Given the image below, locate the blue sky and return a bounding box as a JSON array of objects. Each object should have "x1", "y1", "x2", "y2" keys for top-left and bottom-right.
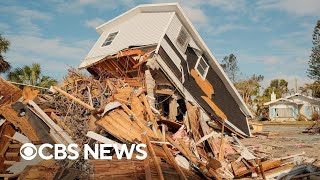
[{"x1": 0, "y1": 0, "x2": 319, "y2": 90}]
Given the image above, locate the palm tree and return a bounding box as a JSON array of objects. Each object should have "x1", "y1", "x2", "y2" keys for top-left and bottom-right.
[
  {"x1": 7, "y1": 63, "x2": 57, "y2": 87},
  {"x1": 0, "y1": 34, "x2": 11, "y2": 73}
]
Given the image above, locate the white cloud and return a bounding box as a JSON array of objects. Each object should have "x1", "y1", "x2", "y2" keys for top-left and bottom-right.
[
  {"x1": 264, "y1": 56, "x2": 281, "y2": 65},
  {"x1": 0, "y1": 6, "x2": 52, "y2": 34},
  {"x1": 207, "y1": 0, "x2": 246, "y2": 11},
  {"x1": 5, "y1": 34, "x2": 94, "y2": 79},
  {"x1": 55, "y1": 0, "x2": 136, "y2": 14},
  {"x1": 257, "y1": 0, "x2": 320, "y2": 16},
  {"x1": 211, "y1": 24, "x2": 248, "y2": 35},
  {"x1": 182, "y1": 6, "x2": 208, "y2": 24},
  {"x1": 85, "y1": 18, "x2": 105, "y2": 29}
]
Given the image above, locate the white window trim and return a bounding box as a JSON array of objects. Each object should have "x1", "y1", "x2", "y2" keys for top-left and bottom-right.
[
  {"x1": 101, "y1": 31, "x2": 119, "y2": 47},
  {"x1": 195, "y1": 56, "x2": 209, "y2": 80}
]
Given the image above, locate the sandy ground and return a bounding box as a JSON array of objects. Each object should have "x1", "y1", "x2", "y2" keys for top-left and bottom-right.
[{"x1": 240, "y1": 125, "x2": 320, "y2": 165}]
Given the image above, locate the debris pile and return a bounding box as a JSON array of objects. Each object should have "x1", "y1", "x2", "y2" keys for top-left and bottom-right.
[
  {"x1": 0, "y1": 48, "x2": 319, "y2": 179},
  {"x1": 303, "y1": 121, "x2": 320, "y2": 134}
]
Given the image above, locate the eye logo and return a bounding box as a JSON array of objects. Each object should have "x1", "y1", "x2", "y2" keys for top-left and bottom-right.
[{"x1": 20, "y1": 143, "x2": 37, "y2": 160}]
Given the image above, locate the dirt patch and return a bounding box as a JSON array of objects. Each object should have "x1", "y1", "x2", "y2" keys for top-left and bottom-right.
[{"x1": 241, "y1": 125, "x2": 320, "y2": 164}]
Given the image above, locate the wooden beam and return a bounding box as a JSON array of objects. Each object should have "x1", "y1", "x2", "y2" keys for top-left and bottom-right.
[
  {"x1": 141, "y1": 134, "x2": 152, "y2": 180},
  {"x1": 162, "y1": 143, "x2": 187, "y2": 180},
  {"x1": 121, "y1": 104, "x2": 155, "y2": 138},
  {"x1": 142, "y1": 134, "x2": 164, "y2": 180},
  {"x1": 51, "y1": 86, "x2": 95, "y2": 111},
  {"x1": 141, "y1": 94, "x2": 163, "y2": 139}
]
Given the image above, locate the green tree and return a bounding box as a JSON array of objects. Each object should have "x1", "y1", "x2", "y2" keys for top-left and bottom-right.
[
  {"x1": 235, "y1": 74, "x2": 264, "y2": 115},
  {"x1": 0, "y1": 34, "x2": 11, "y2": 73},
  {"x1": 301, "y1": 81, "x2": 320, "y2": 98},
  {"x1": 262, "y1": 79, "x2": 289, "y2": 99},
  {"x1": 7, "y1": 63, "x2": 57, "y2": 87},
  {"x1": 308, "y1": 20, "x2": 320, "y2": 80},
  {"x1": 220, "y1": 54, "x2": 239, "y2": 83}
]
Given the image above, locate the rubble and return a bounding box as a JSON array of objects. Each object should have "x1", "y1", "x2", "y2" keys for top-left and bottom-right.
[{"x1": 0, "y1": 48, "x2": 319, "y2": 179}]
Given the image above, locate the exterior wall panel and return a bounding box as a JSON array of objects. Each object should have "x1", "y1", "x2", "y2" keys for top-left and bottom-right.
[{"x1": 80, "y1": 12, "x2": 174, "y2": 68}]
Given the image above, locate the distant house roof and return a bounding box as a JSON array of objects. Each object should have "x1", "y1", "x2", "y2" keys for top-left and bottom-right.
[{"x1": 264, "y1": 93, "x2": 320, "y2": 106}]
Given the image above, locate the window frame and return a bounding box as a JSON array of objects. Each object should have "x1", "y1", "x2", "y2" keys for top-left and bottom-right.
[
  {"x1": 195, "y1": 56, "x2": 209, "y2": 80},
  {"x1": 176, "y1": 26, "x2": 190, "y2": 53},
  {"x1": 101, "y1": 31, "x2": 119, "y2": 47}
]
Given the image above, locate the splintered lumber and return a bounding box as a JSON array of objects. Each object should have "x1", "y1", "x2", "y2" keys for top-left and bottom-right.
[
  {"x1": 91, "y1": 159, "x2": 202, "y2": 180},
  {"x1": 86, "y1": 131, "x2": 118, "y2": 145},
  {"x1": 96, "y1": 113, "x2": 137, "y2": 142},
  {"x1": 28, "y1": 100, "x2": 75, "y2": 146},
  {"x1": 130, "y1": 96, "x2": 145, "y2": 120},
  {"x1": 50, "y1": 86, "x2": 95, "y2": 111},
  {"x1": 0, "y1": 104, "x2": 40, "y2": 143},
  {"x1": 185, "y1": 102, "x2": 207, "y2": 159},
  {"x1": 169, "y1": 96, "x2": 178, "y2": 120},
  {"x1": 22, "y1": 86, "x2": 39, "y2": 102},
  {"x1": 141, "y1": 94, "x2": 163, "y2": 139},
  {"x1": 219, "y1": 122, "x2": 225, "y2": 161},
  {"x1": 50, "y1": 112, "x2": 73, "y2": 135},
  {"x1": 261, "y1": 159, "x2": 283, "y2": 171},
  {"x1": 145, "y1": 70, "x2": 156, "y2": 107},
  {"x1": 156, "y1": 89, "x2": 174, "y2": 95},
  {"x1": 231, "y1": 161, "x2": 252, "y2": 177},
  {"x1": 162, "y1": 143, "x2": 187, "y2": 180},
  {"x1": 0, "y1": 124, "x2": 15, "y2": 156},
  {"x1": 141, "y1": 134, "x2": 152, "y2": 180},
  {"x1": 201, "y1": 96, "x2": 227, "y2": 120},
  {"x1": 191, "y1": 69, "x2": 214, "y2": 98},
  {"x1": 0, "y1": 78, "x2": 22, "y2": 106},
  {"x1": 113, "y1": 87, "x2": 133, "y2": 100},
  {"x1": 121, "y1": 103, "x2": 155, "y2": 138},
  {"x1": 264, "y1": 164, "x2": 295, "y2": 179},
  {"x1": 142, "y1": 134, "x2": 164, "y2": 180}
]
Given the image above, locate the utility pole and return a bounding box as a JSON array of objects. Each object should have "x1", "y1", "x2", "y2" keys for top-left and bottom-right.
[{"x1": 295, "y1": 78, "x2": 298, "y2": 93}]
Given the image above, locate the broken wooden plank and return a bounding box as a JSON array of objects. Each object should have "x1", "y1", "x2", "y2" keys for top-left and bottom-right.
[
  {"x1": 50, "y1": 86, "x2": 95, "y2": 111},
  {"x1": 201, "y1": 96, "x2": 227, "y2": 120},
  {"x1": 121, "y1": 103, "x2": 155, "y2": 138},
  {"x1": 86, "y1": 131, "x2": 121, "y2": 149},
  {"x1": 142, "y1": 134, "x2": 164, "y2": 180},
  {"x1": 141, "y1": 94, "x2": 163, "y2": 139},
  {"x1": 162, "y1": 143, "x2": 187, "y2": 180},
  {"x1": 28, "y1": 100, "x2": 76, "y2": 146},
  {"x1": 191, "y1": 69, "x2": 214, "y2": 98},
  {"x1": 0, "y1": 104, "x2": 40, "y2": 143},
  {"x1": 141, "y1": 134, "x2": 152, "y2": 180}
]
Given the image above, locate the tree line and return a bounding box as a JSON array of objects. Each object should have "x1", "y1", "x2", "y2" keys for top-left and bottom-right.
[
  {"x1": 221, "y1": 20, "x2": 320, "y2": 116},
  {"x1": 0, "y1": 34, "x2": 57, "y2": 88}
]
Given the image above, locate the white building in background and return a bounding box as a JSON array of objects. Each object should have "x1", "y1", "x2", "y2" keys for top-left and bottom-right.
[{"x1": 264, "y1": 92, "x2": 320, "y2": 121}]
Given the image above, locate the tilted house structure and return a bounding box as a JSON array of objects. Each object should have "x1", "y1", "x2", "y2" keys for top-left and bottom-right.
[{"x1": 79, "y1": 3, "x2": 253, "y2": 136}]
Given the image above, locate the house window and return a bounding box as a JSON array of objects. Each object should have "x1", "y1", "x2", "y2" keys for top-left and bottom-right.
[
  {"x1": 195, "y1": 56, "x2": 209, "y2": 79},
  {"x1": 176, "y1": 26, "x2": 190, "y2": 53},
  {"x1": 102, "y1": 31, "x2": 118, "y2": 47}
]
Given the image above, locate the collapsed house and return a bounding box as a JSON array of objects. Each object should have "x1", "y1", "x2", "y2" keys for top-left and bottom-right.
[
  {"x1": 80, "y1": 3, "x2": 253, "y2": 137},
  {"x1": 0, "y1": 3, "x2": 319, "y2": 180}
]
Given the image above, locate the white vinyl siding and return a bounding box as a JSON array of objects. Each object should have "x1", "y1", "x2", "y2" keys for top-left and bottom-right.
[
  {"x1": 80, "y1": 12, "x2": 174, "y2": 68},
  {"x1": 275, "y1": 108, "x2": 293, "y2": 118},
  {"x1": 166, "y1": 14, "x2": 187, "y2": 59}
]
